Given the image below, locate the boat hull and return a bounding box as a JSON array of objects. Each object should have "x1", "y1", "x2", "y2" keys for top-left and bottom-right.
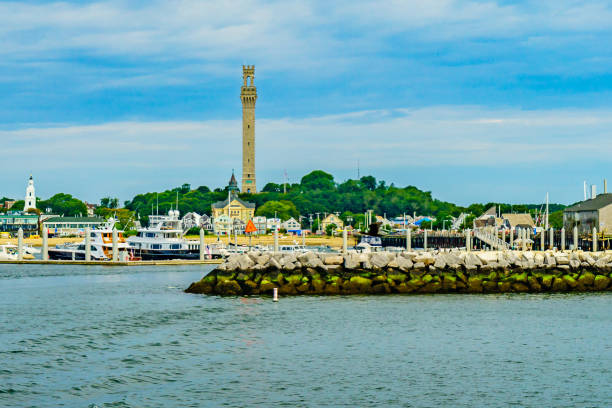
[
  {"x1": 130, "y1": 249, "x2": 201, "y2": 260},
  {"x1": 47, "y1": 250, "x2": 104, "y2": 261}
]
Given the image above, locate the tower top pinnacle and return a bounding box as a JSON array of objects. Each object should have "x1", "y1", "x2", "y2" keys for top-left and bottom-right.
[{"x1": 242, "y1": 65, "x2": 255, "y2": 87}]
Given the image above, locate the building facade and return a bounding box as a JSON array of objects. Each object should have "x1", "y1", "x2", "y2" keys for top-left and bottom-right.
[
  {"x1": 0, "y1": 212, "x2": 39, "y2": 236},
  {"x1": 321, "y1": 214, "x2": 344, "y2": 232},
  {"x1": 563, "y1": 194, "x2": 612, "y2": 235},
  {"x1": 282, "y1": 217, "x2": 302, "y2": 234},
  {"x1": 266, "y1": 217, "x2": 281, "y2": 232},
  {"x1": 211, "y1": 173, "x2": 256, "y2": 235},
  {"x1": 42, "y1": 216, "x2": 105, "y2": 237},
  {"x1": 252, "y1": 216, "x2": 267, "y2": 235},
  {"x1": 241, "y1": 65, "x2": 257, "y2": 193}
]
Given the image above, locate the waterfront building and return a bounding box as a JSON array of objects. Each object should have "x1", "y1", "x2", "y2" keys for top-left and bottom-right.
[
  {"x1": 182, "y1": 212, "x2": 213, "y2": 232},
  {"x1": 24, "y1": 175, "x2": 36, "y2": 211},
  {"x1": 85, "y1": 202, "x2": 98, "y2": 217},
  {"x1": 42, "y1": 216, "x2": 105, "y2": 237},
  {"x1": 232, "y1": 218, "x2": 246, "y2": 235},
  {"x1": 563, "y1": 193, "x2": 612, "y2": 235},
  {"x1": 211, "y1": 172, "x2": 256, "y2": 235},
  {"x1": 321, "y1": 213, "x2": 344, "y2": 231},
  {"x1": 266, "y1": 217, "x2": 281, "y2": 232},
  {"x1": 0, "y1": 212, "x2": 39, "y2": 237},
  {"x1": 474, "y1": 206, "x2": 497, "y2": 228},
  {"x1": 501, "y1": 213, "x2": 535, "y2": 230},
  {"x1": 241, "y1": 65, "x2": 257, "y2": 193},
  {"x1": 213, "y1": 214, "x2": 231, "y2": 236},
  {"x1": 3, "y1": 200, "x2": 16, "y2": 210},
  {"x1": 252, "y1": 216, "x2": 267, "y2": 235},
  {"x1": 282, "y1": 217, "x2": 302, "y2": 234}
]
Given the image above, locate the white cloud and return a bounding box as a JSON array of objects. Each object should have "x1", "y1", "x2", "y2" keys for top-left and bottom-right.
[
  {"x1": 1, "y1": 0, "x2": 610, "y2": 77},
  {"x1": 1, "y1": 105, "x2": 610, "y2": 202}
]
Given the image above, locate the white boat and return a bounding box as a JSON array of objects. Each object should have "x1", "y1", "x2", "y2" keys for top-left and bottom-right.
[
  {"x1": 24, "y1": 244, "x2": 40, "y2": 255},
  {"x1": 0, "y1": 244, "x2": 19, "y2": 260},
  {"x1": 48, "y1": 225, "x2": 131, "y2": 261},
  {"x1": 127, "y1": 210, "x2": 201, "y2": 260}
]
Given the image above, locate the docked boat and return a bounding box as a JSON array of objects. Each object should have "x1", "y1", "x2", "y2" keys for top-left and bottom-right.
[
  {"x1": 0, "y1": 244, "x2": 19, "y2": 260},
  {"x1": 127, "y1": 210, "x2": 201, "y2": 260},
  {"x1": 48, "y1": 225, "x2": 131, "y2": 261}
]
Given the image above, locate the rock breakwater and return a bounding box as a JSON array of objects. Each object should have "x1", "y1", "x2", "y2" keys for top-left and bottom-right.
[{"x1": 185, "y1": 250, "x2": 612, "y2": 296}]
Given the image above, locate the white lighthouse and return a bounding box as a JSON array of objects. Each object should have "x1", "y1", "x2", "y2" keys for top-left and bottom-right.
[{"x1": 24, "y1": 175, "x2": 36, "y2": 211}]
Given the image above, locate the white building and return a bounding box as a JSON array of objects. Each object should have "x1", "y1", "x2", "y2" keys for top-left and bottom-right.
[
  {"x1": 282, "y1": 217, "x2": 301, "y2": 233},
  {"x1": 252, "y1": 216, "x2": 267, "y2": 235},
  {"x1": 24, "y1": 175, "x2": 36, "y2": 211},
  {"x1": 267, "y1": 217, "x2": 281, "y2": 232}
]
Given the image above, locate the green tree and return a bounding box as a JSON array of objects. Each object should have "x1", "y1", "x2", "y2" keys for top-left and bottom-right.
[
  {"x1": 38, "y1": 194, "x2": 87, "y2": 216},
  {"x1": 100, "y1": 197, "x2": 119, "y2": 209},
  {"x1": 360, "y1": 175, "x2": 377, "y2": 191},
  {"x1": 300, "y1": 170, "x2": 335, "y2": 191},
  {"x1": 256, "y1": 200, "x2": 299, "y2": 221},
  {"x1": 262, "y1": 183, "x2": 282, "y2": 193},
  {"x1": 10, "y1": 200, "x2": 25, "y2": 211},
  {"x1": 325, "y1": 223, "x2": 337, "y2": 236},
  {"x1": 95, "y1": 207, "x2": 136, "y2": 230}
]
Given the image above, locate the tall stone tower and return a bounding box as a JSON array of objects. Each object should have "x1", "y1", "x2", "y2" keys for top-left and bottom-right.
[
  {"x1": 240, "y1": 65, "x2": 257, "y2": 193},
  {"x1": 24, "y1": 175, "x2": 36, "y2": 211}
]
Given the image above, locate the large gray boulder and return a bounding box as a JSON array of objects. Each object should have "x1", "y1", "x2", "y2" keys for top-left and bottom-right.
[
  {"x1": 370, "y1": 253, "x2": 389, "y2": 269},
  {"x1": 396, "y1": 256, "x2": 413, "y2": 272},
  {"x1": 236, "y1": 254, "x2": 254, "y2": 270}
]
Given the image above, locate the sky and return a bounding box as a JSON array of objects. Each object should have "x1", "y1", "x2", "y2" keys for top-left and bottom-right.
[{"x1": 1, "y1": 0, "x2": 611, "y2": 206}]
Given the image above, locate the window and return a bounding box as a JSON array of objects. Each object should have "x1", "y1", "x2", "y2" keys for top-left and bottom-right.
[
  {"x1": 151, "y1": 244, "x2": 161, "y2": 250},
  {"x1": 170, "y1": 244, "x2": 181, "y2": 250}
]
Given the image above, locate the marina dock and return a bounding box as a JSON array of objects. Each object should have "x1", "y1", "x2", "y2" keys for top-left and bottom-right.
[{"x1": 0, "y1": 259, "x2": 222, "y2": 266}]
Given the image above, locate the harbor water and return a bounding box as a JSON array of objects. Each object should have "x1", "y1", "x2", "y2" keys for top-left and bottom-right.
[{"x1": 2, "y1": 264, "x2": 612, "y2": 407}]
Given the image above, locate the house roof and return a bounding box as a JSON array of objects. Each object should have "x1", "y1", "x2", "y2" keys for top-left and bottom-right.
[
  {"x1": 564, "y1": 194, "x2": 612, "y2": 212},
  {"x1": 211, "y1": 196, "x2": 256, "y2": 209},
  {"x1": 43, "y1": 216, "x2": 105, "y2": 223},
  {"x1": 502, "y1": 213, "x2": 535, "y2": 227}
]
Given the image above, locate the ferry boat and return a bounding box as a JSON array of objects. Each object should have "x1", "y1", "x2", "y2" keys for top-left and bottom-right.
[
  {"x1": 48, "y1": 226, "x2": 131, "y2": 260},
  {"x1": 127, "y1": 210, "x2": 201, "y2": 260}
]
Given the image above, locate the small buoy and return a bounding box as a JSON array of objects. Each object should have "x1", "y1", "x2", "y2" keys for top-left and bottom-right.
[{"x1": 272, "y1": 287, "x2": 279, "y2": 302}]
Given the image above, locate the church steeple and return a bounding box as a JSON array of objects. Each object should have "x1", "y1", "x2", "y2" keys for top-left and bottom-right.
[{"x1": 228, "y1": 169, "x2": 239, "y2": 193}]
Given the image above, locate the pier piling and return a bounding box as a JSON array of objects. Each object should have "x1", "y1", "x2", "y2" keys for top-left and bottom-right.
[
  {"x1": 274, "y1": 229, "x2": 279, "y2": 253},
  {"x1": 561, "y1": 228, "x2": 566, "y2": 251},
  {"x1": 593, "y1": 228, "x2": 598, "y2": 252},
  {"x1": 342, "y1": 229, "x2": 348, "y2": 254},
  {"x1": 573, "y1": 226, "x2": 578, "y2": 250},
  {"x1": 42, "y1": 227, "x2": 48, "y2": 261},
  {"x1": 424, "y1": 229, "x2": 428, "y2": 251},
  {"x1": 549, "y1": 227, "x2": 554, "y2": 250},
  {"x1": 17, "y1": 228, "x2": 23, "y2": 261},
  {"x1": 540, "y1": 229, "x2": 545, "y2": 251},
  {"x1": 199, "y1": 228, "x2": 205, "y2": 261},
  {"x1": 406, "y1": 229, "x2": 411, "y2": 251},
  {"x1": 85, "y1": 227, "x2": 91, "y2": 261}
]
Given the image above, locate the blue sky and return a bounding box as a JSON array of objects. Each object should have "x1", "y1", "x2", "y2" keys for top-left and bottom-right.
[{"x1": 1, "y1": 0, "x2": 611, "y2": 206}]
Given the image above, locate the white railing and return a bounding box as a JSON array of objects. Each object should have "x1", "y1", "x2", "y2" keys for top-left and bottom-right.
[{"x1": 474, "y1": 229, "x2": 510, "y2": 250}]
